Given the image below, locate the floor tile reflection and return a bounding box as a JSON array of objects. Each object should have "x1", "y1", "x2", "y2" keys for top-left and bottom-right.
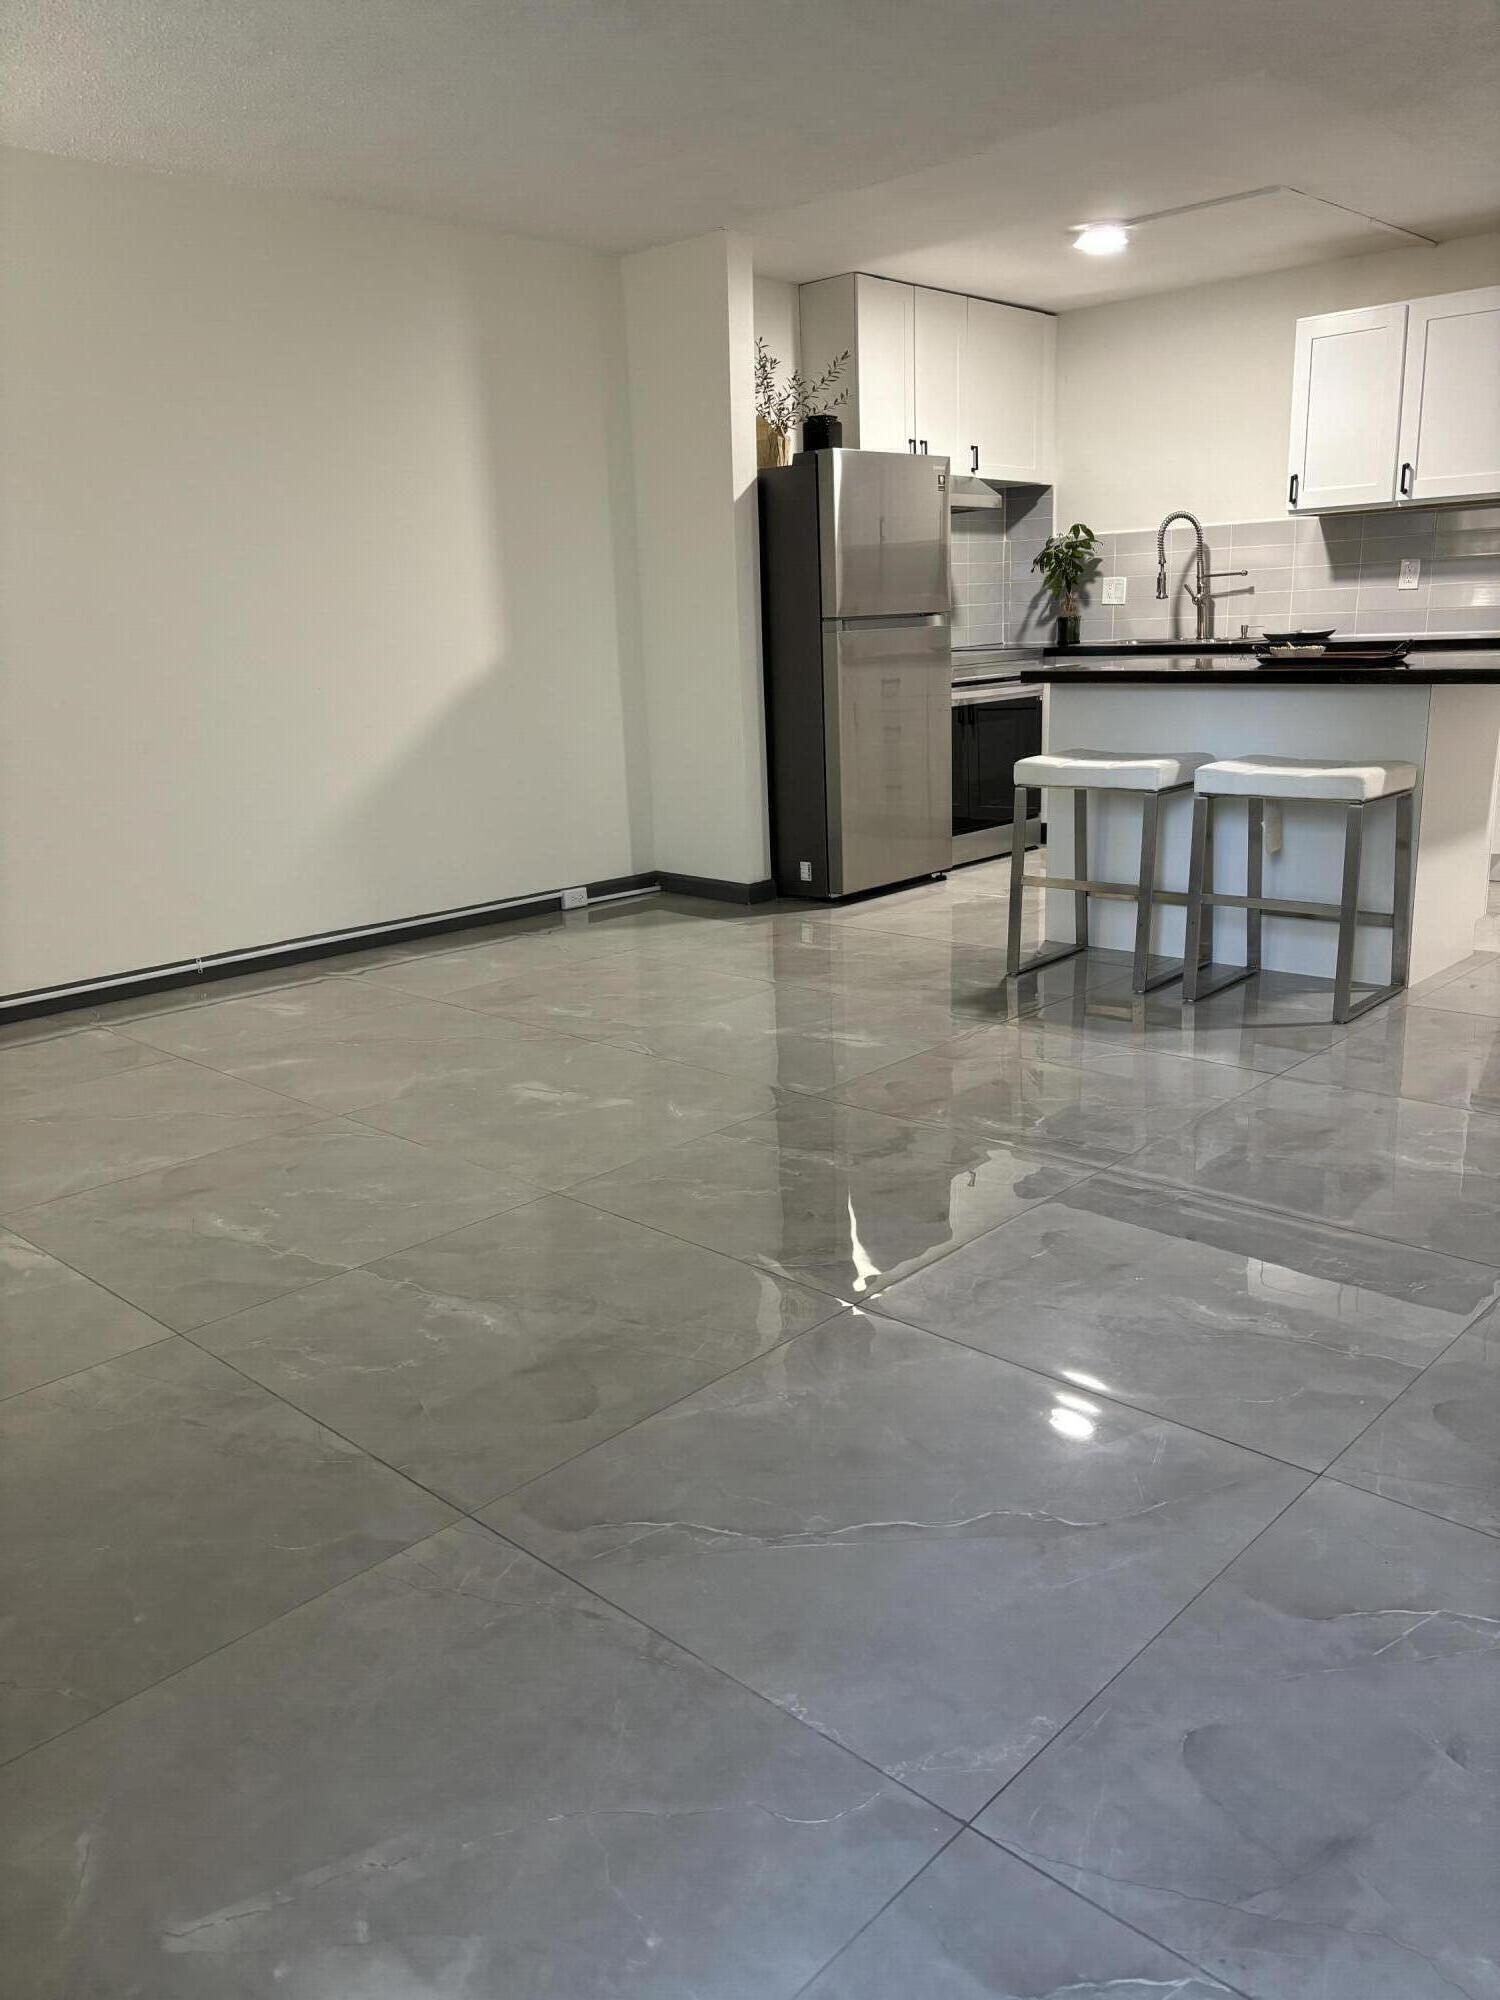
[
  {"x1": 488, "y1": 1311, "x2": 1306, "y2": 1816},
  {"x1": 4, "y1": 872, "x2": 1493, "y2": 1997},
  {"x1": 880, "y1": 1173, "x2": 1497, "y2": 1468},
  {"x1": 570, "y1": 1095, "x2": 1090, "y2": 1297},
  {"x1": 1129, "y1": 1076, "x2": 1500, "y2": 1265}
]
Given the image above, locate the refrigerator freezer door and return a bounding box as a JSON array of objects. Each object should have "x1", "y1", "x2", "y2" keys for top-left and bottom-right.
[
  {"x1": 818, "y1": 451, "x2": 950, "y2": 619},
  {"x1": 824, "y1": 620, "x2": 953, "y2": 895}
]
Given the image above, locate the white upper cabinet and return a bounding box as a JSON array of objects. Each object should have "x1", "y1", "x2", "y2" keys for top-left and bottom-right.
[
  {"x1": 912, "y1": 287, "x2": 965, "y2": 463},
  {"x1": 799, "y1": 272, "x2": 914, "y2": 452},
  {"x1": 1397, "y1": 287, "x2": 1500, "y2": 503},
  {"x1": 798, "y1": 273, "x2": 1056, "y2": 482},
  {"x1": 1287, "y1": 304, "x2": 1407, "y2": 511},
  {"x1": 848, "y1": 275, "x2": 915, "y2": 453},
  {"x1": 1287, "y1": 286, "x2": 1500, "y2": 511},
  {"x1": 961, "y1": 296, "x2": 1056, "y2": 483}
]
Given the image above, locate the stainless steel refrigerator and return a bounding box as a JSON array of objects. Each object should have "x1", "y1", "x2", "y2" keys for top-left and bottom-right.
[{"x1": 758, "y1": 449, "x2": 952, "y2": 898}]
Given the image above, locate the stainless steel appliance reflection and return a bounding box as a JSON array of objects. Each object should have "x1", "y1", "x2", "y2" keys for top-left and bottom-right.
[
  {"x1": 759, "y1": 450, "x2": 954, "y2": 898},
  {"x1": 950, "y1": 667, "x2": 1044, "y2": 864}
]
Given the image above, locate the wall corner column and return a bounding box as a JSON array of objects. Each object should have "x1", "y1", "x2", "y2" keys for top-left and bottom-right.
[{"x1": 621, "y1": 230, "x2": 770, "y2": 890}]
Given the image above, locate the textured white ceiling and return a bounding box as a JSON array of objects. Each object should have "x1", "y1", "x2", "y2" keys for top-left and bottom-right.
[{"x1": 7, "y1": 0, "x2": 1499, "y2": 303}]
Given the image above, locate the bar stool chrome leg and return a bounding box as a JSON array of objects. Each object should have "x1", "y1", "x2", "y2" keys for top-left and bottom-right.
[
  {"x1": 1181, "y1": 795, "x2": 1212, "y2": 1002},
  {"x1": 1332, "y1": 802, "x2": 1364, "y2": 1025},
  {"x1": 1183, "y1": 795, "x2": 1262, "y2": 1007},
  {"x1": 1008, "y1": 777, "x2": 1198, "y2": 989},
  {"x1": 1130, "y1": 790, "x2": 1184, "y2": 994},
  {"x1": 1245, "y1": 798, "x2": 1264, "y2": 976},
  {"x1": 1182, "y1": 779, "x2": 1416, "y2": 1024},
  {"x1": 1391, "y1": 790, "x2": 1415, "y2": 991},
  {"x1": 1330, "y1": 787, "x2": 1416, "y2": 1023},
  {"x1": 1006, "y1": 785, "x2": 1090, "y2": 980},
  {"x1": 1072, "y1": 791, "x2": 1090, "y2": 955}
]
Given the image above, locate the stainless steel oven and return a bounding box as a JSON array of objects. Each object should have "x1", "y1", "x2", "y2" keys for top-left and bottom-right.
[{"x1": 951, "y1": 678, "x2": 1044, "y2": 864}]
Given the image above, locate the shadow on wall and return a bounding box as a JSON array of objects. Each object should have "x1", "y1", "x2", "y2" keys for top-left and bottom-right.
[
  {"x1": 314, "y1": 241, "x2": 653, "y2": 931},
  {"x1": 1002, "y1": 485, "x2": 1057, "y2": 646}
]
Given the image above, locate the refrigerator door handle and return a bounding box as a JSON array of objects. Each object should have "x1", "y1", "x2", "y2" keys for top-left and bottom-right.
[{"x1": 827, "y1": 613, "x2": 947, "y2": 632}]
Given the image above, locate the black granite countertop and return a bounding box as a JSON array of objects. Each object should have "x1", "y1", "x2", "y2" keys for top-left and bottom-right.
[
  {"x1": 1030, "y1": 647, "x2": 1500, "y2": 686},
  {"x1": 1044, "y1": 633, "x2": 1500, "y2": 657}
]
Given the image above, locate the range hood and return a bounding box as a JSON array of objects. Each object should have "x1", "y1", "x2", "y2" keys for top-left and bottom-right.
[{"x1": 948, "y1": 473, "x2": 1004, "y2": 512}]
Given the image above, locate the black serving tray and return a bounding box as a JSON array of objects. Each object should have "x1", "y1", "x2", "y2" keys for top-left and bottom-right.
[{"x1": 1255, "y1": 641, "x2": 1410, "y2": 668}]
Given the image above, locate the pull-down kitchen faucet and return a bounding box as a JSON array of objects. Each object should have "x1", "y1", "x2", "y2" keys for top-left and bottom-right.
[{"x1": 1156, "y1": 510, "x2": 1247, "y2": 642}]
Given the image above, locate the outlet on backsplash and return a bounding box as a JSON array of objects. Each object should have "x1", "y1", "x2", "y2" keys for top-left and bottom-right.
[
  {"x1": 1101, "y1": 576, "x2": 1127, "y2": 605},
  {"x1": 1399, "y1": 558, "x2": 1421, "y2": 589}
]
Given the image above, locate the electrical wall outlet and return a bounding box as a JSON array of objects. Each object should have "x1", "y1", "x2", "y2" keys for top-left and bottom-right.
[
  {"x1": 1101, "y1": 575, "x2": 1127, "y2": 605},
  {"x1": 560, "y1": 887, "x2": 588, "y2": 910},
  {"x1": 1398, "y1": 558, "x2": 1421, "y2": 590},
  {"x1": 798, "y1": 861, "x2": 813, "y2": 883}
]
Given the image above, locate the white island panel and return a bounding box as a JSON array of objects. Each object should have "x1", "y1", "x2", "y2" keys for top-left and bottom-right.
[{"x1": 1041, "y1": 680, "x2": 1500, "y2": 987}]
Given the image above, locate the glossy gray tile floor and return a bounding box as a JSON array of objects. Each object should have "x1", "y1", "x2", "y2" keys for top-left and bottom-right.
[{"x1": 3, "y1": 862, "x2": 1499, "y2": 1997}]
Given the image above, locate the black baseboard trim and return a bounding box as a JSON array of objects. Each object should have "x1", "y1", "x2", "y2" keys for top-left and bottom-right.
[
  {"x1": 2, "y1": 871, "x2": 661, "y2": 1026},
  {"x1": 656, "y1": 873, "x2": 778, "y2": 905}
]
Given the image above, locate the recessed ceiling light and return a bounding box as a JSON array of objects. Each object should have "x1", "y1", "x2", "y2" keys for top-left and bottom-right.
[{"x1": 1073, "y1": 223, "x2": 1130, "y2": 256}]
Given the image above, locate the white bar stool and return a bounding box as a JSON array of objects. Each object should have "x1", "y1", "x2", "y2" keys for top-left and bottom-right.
[
  {"x1": 1007, "y1": 749, "x2": 1215, "y2": 992},
  {"x1": 1182, "y1": 754, "x2": 1418, "y2": 1025}
]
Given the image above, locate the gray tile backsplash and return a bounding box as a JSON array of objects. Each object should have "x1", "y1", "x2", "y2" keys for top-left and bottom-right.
[
  {"x1": 949, "y1": 484, "x2": 1057, "y2": 648},
  {"x1": 949, "y1": 506, "x2": 1007, "y2": 647},
  {"x1": 1071, "y1": 500, "x2": 1500, "y2": 643}
]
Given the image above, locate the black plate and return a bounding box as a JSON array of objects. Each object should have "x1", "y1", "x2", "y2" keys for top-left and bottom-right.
[{"x1": 1261, "y1": 627, "x2": 1336, "y2": 644}]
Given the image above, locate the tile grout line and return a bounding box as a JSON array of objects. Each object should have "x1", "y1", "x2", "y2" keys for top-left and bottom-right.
[
  {"x1": 792, "y1": 1827, "x2": 1255, "y2": 2000},
  {"x1": 1114, "y1": 1138, "x2": 1500, "y2": 1277},
  {"x1": 866, "y1": 1293, "x2": 1404, "y2": 1482},
  {"x1": 199, "y1": 1264, "x2": 1486, "y2": 1830},
  {"x1": 0, "y1": 1328, "x2": 179, "y2": 1407},
  {"x1": 20, "y1": 999, "x2": 1491, "y2": 1450},
  {"x1": 2, "y1": 1339, "x2": 973, "y2": 1860},
  {"x1": 20, "y1": 1223, "x2": 1458, "y2": 1875},
  {"x1": 962, "y1": 1467, "x2": 1317, "y2": 1825},
  {"x1": 1313, "y1": 1287, "x2": 1500, "y2": 1540},
  {"x1": 8, "y1": 911, "x2": 1498, "y2": 1845},
  {"x1": 0, "y1": 1492, "x2": 467, "y2": 1779},
  {"x1": 783, "y1": 1827, "x2": 970, "y2": 2000}
]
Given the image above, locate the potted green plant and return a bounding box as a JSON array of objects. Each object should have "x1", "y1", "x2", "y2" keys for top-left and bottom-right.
[
  {"x1": 1032, "y1": 524, "x2": 1100, "y2": 647},
  {"x1": 754, "y1": 338, "x2": 850, "y2": 467}
]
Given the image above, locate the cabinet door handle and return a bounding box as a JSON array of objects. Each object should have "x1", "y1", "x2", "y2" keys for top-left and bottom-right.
[
  {"x1": 908, "y1": 437, "x2": 917, "y2": 454},
  {"x1": 919, "y1": 439, "x2": 928, "y2": 454},
  {"x1": 1288, "y1": 473, "x2": 1299, "y2": 507},
  {"x1": 1400, "y1": 461, "x2": 1415, "y2": 497},
  {"x1": 970, "y1": 444, "x2": 979, "y2": 473}
]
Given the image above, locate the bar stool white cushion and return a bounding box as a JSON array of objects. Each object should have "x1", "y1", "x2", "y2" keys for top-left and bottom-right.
[
  {"x1": 1194, "y1": 755, "x2": 1418, "y2": 802},
  {"x1": 1013, "y1": 748, "x2": 1214, "y2": 792}
]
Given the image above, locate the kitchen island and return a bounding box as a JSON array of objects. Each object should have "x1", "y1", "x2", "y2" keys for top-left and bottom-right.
[{"x1": 1027, "y1": 650, "x2": 1500, "y2": 987}]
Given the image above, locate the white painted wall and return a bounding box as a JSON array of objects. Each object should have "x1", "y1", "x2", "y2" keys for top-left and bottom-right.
[
  {"x1": 0, "y1": 148, "x2": 650, "y2": 996},
  {"x1": 1056, "y1": 230, "x2": 1500, "y2": 529},
  {"x1": 753, "y1": 276, "x2": 802, "y2": 379},
  {"x1": 623, "y1": 232, "x2": 770, "y2": 885}
]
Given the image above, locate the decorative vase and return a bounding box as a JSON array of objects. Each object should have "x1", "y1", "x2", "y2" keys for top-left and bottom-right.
[
  {"x1": 802, "y1": 414, "x2": 843, "y2": 451},
  {"x1": 1056, "y1": 611, "x2": 1082, "y2": 648},
  {"x1": 757, "y1": 420, "x2": 791, "y2": 469}
]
